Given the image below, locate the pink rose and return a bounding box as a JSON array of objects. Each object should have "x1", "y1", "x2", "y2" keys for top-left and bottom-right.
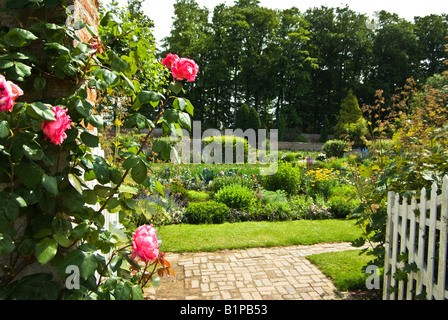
[
  {"x1": 0, "y1": 74, "x2": 24, "y2": 112},
  {"x1": 161, "y1": 53, "x2": 180, "y2": 69},
  {"x1": 41, "y1": 106, "x2": 71, "y2": 145},
  {"x1": 131, "y1": 224, "x2": 159, "y2": 263},
  {"x1": 171, "y1": 58, "x2": 199, "y2": 82}
]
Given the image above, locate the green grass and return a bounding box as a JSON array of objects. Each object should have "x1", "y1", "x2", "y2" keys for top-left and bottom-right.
[
  {"x1": 307, "y1": 249, "x2": 382, "y2": 291},
  {"x1": 158, "y1": 219, "x2": 362, "y2": 253}
]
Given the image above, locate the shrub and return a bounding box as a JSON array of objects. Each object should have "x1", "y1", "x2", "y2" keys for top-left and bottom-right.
[
  {"x1": 203, "y1": 135, "x2": 249, "y2": 163},
  {"x1": 183, "y1": 201, "x2": 230, "y2": 224},
  {"x1": 251, "y1": 201, "x2": 293, "y2": 221},
  {"x1": 296, "y1": 134, "x2": 309, "y2": 142},
  {"x1": 209, "y1": 174, "x2": 256, "y2": 194},
  {"x1": 322, "y1": 139, "x2": 349, "y2": 158},
  {"x1": 186, "y1": 190, "x2": 210, "y2": 202},
  {"x1": 328, "y1": 184, "x2": 360, "y2": 218},
  {"x1": 257, "y1": 188, "x2": 289, "y2": 205},
  {"x1": 328, "y1": 195, "x2": 359, "y2": 219},
  {"x1": 261, "y1": 161, "x2": 301, "y2": 196},
  {"x1": 214, "y1": 184, "x2": 253, "y2": 209},
  {"x1": 282, "y1": 152, "x2": 297, "y2": 162}
]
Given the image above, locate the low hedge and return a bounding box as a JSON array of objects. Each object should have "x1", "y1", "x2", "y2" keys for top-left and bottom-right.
[{"x1": 183, "y1": 200, "x2": 230, "y2": 224}]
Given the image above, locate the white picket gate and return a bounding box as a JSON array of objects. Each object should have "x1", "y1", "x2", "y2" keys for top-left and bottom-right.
[{"x1": 383, "y1": 175, "x2": 448, "y2": 300}]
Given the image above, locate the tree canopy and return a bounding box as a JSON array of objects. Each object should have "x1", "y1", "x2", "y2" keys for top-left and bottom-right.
[{"x1": 159, "y1": 1, "x2": 447, "y2": 140}]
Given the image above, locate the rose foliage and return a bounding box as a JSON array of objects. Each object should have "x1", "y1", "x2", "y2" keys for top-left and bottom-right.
[{"x1": 0, "y1": 1, "x2": 195, "y2": 300}]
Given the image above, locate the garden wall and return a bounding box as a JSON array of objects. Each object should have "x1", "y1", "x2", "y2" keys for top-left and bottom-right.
[{"x1": 278, "y1": 142, "x2": 324, "y2": 151}]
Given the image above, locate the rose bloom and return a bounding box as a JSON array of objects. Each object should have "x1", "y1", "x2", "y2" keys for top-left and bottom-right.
[
  {"x1": 161, "y1": 53, "x2": 180, "y2": 69},
  {"x1": 41, "y1": 106, "x2": 71, "y2": 145},
  {"x1": 171, "y1": 58, "x2": 199, "y2": 82},
  {"x1": 0, "y1": 74, "x2": 23, "y2": 112},
  {"x1": 131, "y1": 224, "x2": 160, "y2": 263}
]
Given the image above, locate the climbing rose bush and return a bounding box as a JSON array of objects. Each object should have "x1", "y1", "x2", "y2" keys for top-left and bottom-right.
[
  {"x1": 132, "y1": 224, "x2": 160, "y2": 263},
  {"x1": 0, "y1": 5, "x2": 194, "y2": 300},
  {"x1": 0, "y1": 74, "x2": 23, "y2": 112},
  {"x1": 41, "y1": 106, "x2": 72, "y2": 145}
]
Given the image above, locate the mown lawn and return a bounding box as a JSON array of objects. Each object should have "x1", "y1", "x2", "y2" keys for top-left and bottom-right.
[
  {"x1": 307, "y1": 249, "x2": 382, "y2": 299},
  {"x1": 157, "y1": 219, "x2": 362, "y2": 253}
]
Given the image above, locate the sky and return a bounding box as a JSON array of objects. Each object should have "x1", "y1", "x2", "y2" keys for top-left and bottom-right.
[{"x1": 110, "y1": 0, "x2": 448, "y2": 46}]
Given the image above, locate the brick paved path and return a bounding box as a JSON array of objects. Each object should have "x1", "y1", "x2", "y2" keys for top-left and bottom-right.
[{"x1": 147, "y1": 242, "x2": 363, "y2": 300}]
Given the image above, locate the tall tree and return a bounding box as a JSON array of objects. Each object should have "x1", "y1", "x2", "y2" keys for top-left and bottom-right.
[
  {"x1": 367, "y1": 11, "x2": 419, "y2": 100},
  {"x1": 414, "y1": 14, "x2": 448, "y2": 79}
]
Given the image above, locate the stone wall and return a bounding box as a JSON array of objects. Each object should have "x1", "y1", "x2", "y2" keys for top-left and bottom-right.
[{"x1": 278, "y1": 142, "x2": 324, "y2": 152}]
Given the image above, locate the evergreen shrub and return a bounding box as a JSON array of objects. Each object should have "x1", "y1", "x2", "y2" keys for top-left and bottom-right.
[
  {"x1": 183, "y1": 201, "x2": 230, "y2": 224},
  {"x1": 261, "y1": 161, "x2": 301, "y2": 196}
]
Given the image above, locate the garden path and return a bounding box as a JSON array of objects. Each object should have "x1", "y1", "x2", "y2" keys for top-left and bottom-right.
[{"x1": 145, "y1": 242, "x2": 367, "y2": 300}]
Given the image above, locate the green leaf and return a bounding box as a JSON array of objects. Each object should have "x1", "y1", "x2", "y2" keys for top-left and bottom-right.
[
  {"x1": 111, "y1": 57, "x2": 129, "y2": 72},
  {"x1": 52, "y1": 217, "x2": 72, "y2": 236},
  {"x1": 4, "y1": 28, "x2": 37, "y2": 47},
  {"x1": 114, "y1": 281, "x2": 132, "y2": 300},
  {"x1": 71, "y1": 223, "x2": 90, "y2": 239},
  {"x1": 173, "y1": 97, "x2": 187, "y2": 111},
  {"x1": 139, "y1": 91, "x2": 164, "y2": 104},
  {"x1": 178, "y1": 112, "x2": 191, "y2": 131},
  {"x1": 53, "y1": 233, "x2": 70, "y2": 248},
  {"x1": 5, "y1": 201, "x2": 19, "y2": 221},
  {"x1": 11, "y1": 194, "x2": 27, "y2": 207},
  {"x1": 101, "y1": 69, "x2": 120, "y2": 86},
  {"x1": 185, "y1": 99, "x2": 194, "y2": 116},
  {"x1": 164, "y1": 109, "x2": 179, "y2": 123},
  {"x1": 42, "y1": 174, "x2": 58, "y2": 196},
  {"x1": 131, "y1": 160, "x2": 147, "y2": 184},
  {"x1": 100, "y1": 11, "x2": 122, "y2": 27},
  {"x1": 18, "y1": 239, "x2": 34, "y2": 256},
  {"x1": 35, "y1": 237, "x2": 58, "y2": 265},
  {"x1": 169, "y1": 82, "x2": 183, "y2": 95},
  {"x1": 80, "y1": 131, "x2": 99, "y2": 147},
  {"x1": 44, "y1": 42, "x2": 70, "y2": 53},
  {"x1": 118, "y1": 185, "x2": 139, "y2": 195},
  {"x1": 125, "y1": 113, "x2": 153, "y2": 130},
  {"x1": 80, "y1": 253, "x2": 98, "y2": 280},
  {"x1": 23, "y1": 144, "x2": 44, "y2": 161},
  {"x1": 27, "y1": 102, "x2": 56, "y2": 121},
  {"x1": 0, "y1": 233, "x2": 14, "y2": 254},
  {"x1": 93, "y1": 158, "x2": 110, "y2": 184},
  {"x1": 88, "y1": 114, "x2": 104, "y2": 128},
  {"x1": 0, "y1": 60, "x2": 14, "y2": 70},
  {"x1": 94, "y1": 185, "x2": 115, "y2": 198},
  {"x1": 13, "y1": 62, "x2": 32, "y2": 77},
  {"x1": 0, "y1": 121, "x2": 10, "y2": 139},
  {"x1": 155, "y1": 180, "x2": 164, "y2": 195},
  {"x1": 123, "y1": 155, "x2": 139, "y2": 170},
  {"x1": 131, "y1": 285, "x2": 144, "y2": 300},
  {"x1": 120, "y1": 73, "x2": 135, "y2": 92},
  {"x1": 74, "y1": 100, "x2": 93, "y2": 118},
  {"x1": 110, "y1": 255, "x2": 123, "y2": 272}
]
